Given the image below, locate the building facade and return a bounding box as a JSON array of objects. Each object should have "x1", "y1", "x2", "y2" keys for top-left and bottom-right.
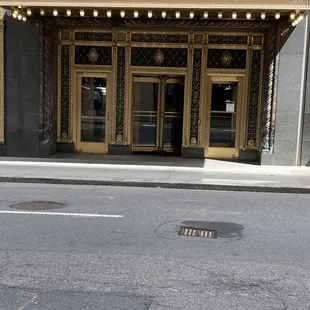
[{"x1": 0, "y1": 1, "x2": 310, "y2": 165}]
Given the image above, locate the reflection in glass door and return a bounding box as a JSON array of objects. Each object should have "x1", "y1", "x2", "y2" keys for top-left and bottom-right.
[
  {"x1": 132, "y1": 79, "x2": 159, "y2": 148},
  {"x1": 76, "y1": 74, "x2": 108, "y2": 153},
  {"x1": 209, "y1": 82, "x2": 238, "y2": 147},
  {"x1": 132, "y1": 76, "x2": 184, "y2": 153},
  {"x1": 205, "y1": 76, "x2": 242, "y2": 159}
]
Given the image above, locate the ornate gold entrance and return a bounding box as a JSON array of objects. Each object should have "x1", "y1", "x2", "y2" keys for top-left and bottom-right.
[
  {"x1": 203, "y1": 33, "x2": 264, "y2": 159},
  {"x1": 55, "y1": 21, "x2": 266, "y2": 159}
]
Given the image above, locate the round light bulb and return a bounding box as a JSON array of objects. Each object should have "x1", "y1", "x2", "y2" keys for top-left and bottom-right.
[
  {"x1": 232, "y1": 11, "x2": 237, "y2": 19},
  {"x1": 40, "y1": 9, "x2": 45, "y2": 16},
  {"x1": 66, "y1": 9, "x2": 71, "y2": 16},
  {"x1": 22, "y1": 16, "x2": 27, "y2": 22},
  {"x1": 261, "y1": 12, "x2": 266, "y2": 20},
  {"x1": 93, "y1": 10, "x2": 98, "y2": 17},
  {"x1": 218, "y1": 11, "x2": 223, "y2": 19},
  {"x1": 189, "y1": 11, "x2": 194, "y2": 19},
  {"x1": 148, "y1": 10, "x2": 152, "y2": 18},
  {"x1": 175, "y1": 11, "x2": 180, "y2": 19},
  {"x1": 27, "y1": 9, "x2": 32, "y2": 16},
  {"x1": 162, "y1": 10, "x2": 166, "y2": 18},
  {"x1": 290, "y1": 12, "x2": 296, "y2": 21},
  {"x1": 275, "y1": 12, "x2": 280, "y2": 19},
  {"x1": 246, "y1": 12, "x2": 251, "y2": 19},
  {"x1": 120, "y1": 10, "x2": 125, "y2": 18},
  {"x1": 18, "y1": 14, "x2": 22, "y2": 20},
  {"x1": 134, "y1": 10, "x2": 139, "y2": 18},
  {"x1": 107, "y1": 10, "x2": 112, "y2": 17},
  {"x1": 53, "y1": 9, "x2": 58, "y2": 17},
  {"x1": 299, "y1": 13, "x2": 304, "y2": 21},
  {"x1": 80, "y1": 9, "x2": 85, "y2": 17},
  {"x1": 203, "y1": 11, "x2": 208, "y2": 19},
  {"x1": 12, "y1": 12, "x2": 17, "y2": 18}
]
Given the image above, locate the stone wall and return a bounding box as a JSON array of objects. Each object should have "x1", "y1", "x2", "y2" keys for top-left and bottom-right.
[
  {"x1": 261, "y1": 19, "x2": 308, "y2": 166},
  {"x1": 3, "y1": 15, "x2": 56, "y2": 157}
]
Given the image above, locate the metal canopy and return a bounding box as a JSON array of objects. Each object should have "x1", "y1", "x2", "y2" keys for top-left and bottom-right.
[{"x1": 0, "y1": 0, "x2": 309, "y2": 10}]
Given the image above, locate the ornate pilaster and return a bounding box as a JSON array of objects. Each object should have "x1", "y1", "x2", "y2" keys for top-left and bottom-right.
[
  {"x1": 198, "y1": 44, "x2": 207, "y2": 147},
  {"x1": 246, "y1": 49, "x2": 263, "y2": 149},
  {"x1": 0, "y1": 9, "x2": 4, "y2": 142},
  {"x1": 123, "y1": 33, "x2": 131, "y2": 145},
  {"x1": 111, "y1": 40, "x2": 117, "y2": 144},
  {"x1": 115, "y1": 46, "x2": 126, "y2": 143},
  {"x1": 261, "y1": 26, "x2": 277, "y2": 152},
  {"x1": 189, "y1": 48, "x2": 202, "y2": 146},
  {"x1": 39, "y1": 23, "x2": 53, "y2": 143},
  {"x1": 59, "y1": 45, "x2": 70, "y2": 141},
  {"x1": 184, "y1": 45, "x2": 193, "y2": 147}
]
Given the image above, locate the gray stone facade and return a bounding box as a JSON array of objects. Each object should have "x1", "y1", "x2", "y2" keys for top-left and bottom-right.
[
  {"x1": 4, "y1": 16, "x2": 41, "y2": 157},
  {"x1": 261, "y1": 18, "x2": 309, "y2": 166},
  {"x1": 2, "y1": 13, "x2": 310, "y2": 165},
  {"x1": 3, "y1": 16, "x2": 56, "y2": 158}
]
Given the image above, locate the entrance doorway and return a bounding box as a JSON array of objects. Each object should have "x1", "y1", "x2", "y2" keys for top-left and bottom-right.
[
  {"x1": 76, "y1": 72, "x2": 110, "y2": 153},
  {"x1": 132, "y1": 76, "x2": 184, "y2": 154},
  {"x1": 205, "y1": 75, "x2": 243, "y2": 159}
]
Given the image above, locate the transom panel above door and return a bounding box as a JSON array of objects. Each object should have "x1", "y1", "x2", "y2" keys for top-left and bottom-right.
[{"x1": 132, "y1": 76, "x2": 185, "y2": 154}]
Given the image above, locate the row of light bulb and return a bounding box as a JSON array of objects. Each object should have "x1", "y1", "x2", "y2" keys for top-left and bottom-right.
[
  {"x1": 10, "y1": 8, "x2": 301, "y2": 21},
  {"x1": 47, "y1": 9, "x2": 284, "y2": 20},
  {"x1": 11, "y1": 8, "x2": 32, "y2": 21},
  {"x1": 291, "y1": 13, "x2": 305, "y2": 26}
]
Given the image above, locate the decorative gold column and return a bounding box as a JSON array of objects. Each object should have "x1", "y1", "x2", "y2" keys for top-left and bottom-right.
[
  {"x1": 0, "y1": 9, "x2": 4, "y2": 142},
  {"x1": 184, "y1": 42, "x2": 194, "y2": 147},
  {"x1": 123, "y1": 31, "x2": 131, "y2": 145}
]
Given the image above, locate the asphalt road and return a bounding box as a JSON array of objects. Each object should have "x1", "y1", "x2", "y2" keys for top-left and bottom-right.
[{"x1": 0, "y1": 183, "x2": 310, "y2": 309}]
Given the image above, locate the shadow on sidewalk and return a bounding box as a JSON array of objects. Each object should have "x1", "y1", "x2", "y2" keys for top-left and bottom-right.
[{"x1": 49, "y1": 153, "x2": 260, "y2": 168}]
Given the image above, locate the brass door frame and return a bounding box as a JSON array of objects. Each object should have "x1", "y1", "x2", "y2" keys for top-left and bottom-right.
[
  {"x1": 204, "y1": 74, "x2": 245, "y2": 159},
  {"x1": 75, "y1": 71, "x2": 111, "y2": 153},
  {"x1": 131, "y1": 75, "x2": 185, "y2": 153}
]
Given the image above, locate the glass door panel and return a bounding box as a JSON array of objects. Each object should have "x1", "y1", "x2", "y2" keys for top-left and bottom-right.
[
  {"x1": 80, "y1": 77, "x2": 107, "y2": 142},
  {"x1": 132, "y1": 76, "x2": 184, "y2": 154},
  {"x1": 133, "y1": 81, "x2": 159, "y2": 147},
  {"x1": 163, "y1": 81, "x2": 184, "y2": 149},
  {"x1": 209, "y1": 83, "x2": 237, "y2": 147}
]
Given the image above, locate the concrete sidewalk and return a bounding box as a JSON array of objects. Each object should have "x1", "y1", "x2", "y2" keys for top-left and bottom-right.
[{"x1": 0, "y1": 155, "x2": 309, "y2": 192}]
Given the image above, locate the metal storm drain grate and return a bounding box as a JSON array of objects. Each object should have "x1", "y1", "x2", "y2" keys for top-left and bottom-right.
[
  {"x1": 179, "y1": 226, "x2": 217, "y2": 238},
  {"x1": 10, "y1": 201, "x2": 66, "y2": 211}
]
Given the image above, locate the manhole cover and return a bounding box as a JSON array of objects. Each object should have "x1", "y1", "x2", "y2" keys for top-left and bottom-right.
[
  {"x1": 179, "y1": 221, "x2": 244, "y2": 239},
  {"x1": 179, "y1": 226, "x2": 216, "y2": 238},
  {"x1": 10, "y1": 201, "x2": 66, "y2": 211}
]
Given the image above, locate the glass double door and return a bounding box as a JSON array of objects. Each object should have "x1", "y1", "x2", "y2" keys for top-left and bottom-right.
[{"x1": 132, "y1": 76, "x2": 184, "y2": 154}]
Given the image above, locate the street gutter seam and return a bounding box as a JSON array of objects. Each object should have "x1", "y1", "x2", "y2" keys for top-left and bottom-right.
[{"x1": 0, "y1": 177, "x2": 309, "y2": 194}]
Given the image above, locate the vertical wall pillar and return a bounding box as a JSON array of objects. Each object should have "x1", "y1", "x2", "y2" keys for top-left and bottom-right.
[
  {"x1": 182, "y1": 33, "x2": 205, "y2": 158},
  {"x1": 261, "y1": 19, "x2": 308, "y2": 166},
  {"x1": 4, "y1": 15, "x2": 41, "y2": 157},
  {"x1": 109, "y1": 32, "x2": 131, "y2": 155},
  {"x1": 0, "y1": 9, "x2": 5, "y2": 155},
  {"x1": 300, "y1": 16, "x2": 310, "y2": 166}
]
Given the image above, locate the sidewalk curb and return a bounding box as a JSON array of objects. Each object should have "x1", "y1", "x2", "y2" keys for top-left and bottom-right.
[{"x1": 0, "y1": 177, "x2": 309, "y2": 194}]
